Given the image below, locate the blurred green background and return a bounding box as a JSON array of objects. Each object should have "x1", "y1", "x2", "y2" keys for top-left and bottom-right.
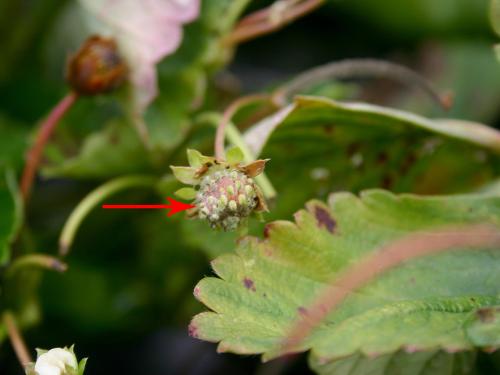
[{"x1": 0, "y1": 0, "x2": 499, "y2": 374}]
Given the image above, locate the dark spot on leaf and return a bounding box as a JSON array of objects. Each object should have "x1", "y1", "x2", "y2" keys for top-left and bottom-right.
[
  {"x1": 376, "y1": 151, "x2": 388, "y2": 165},
  {"x1": 381, "y1": 174, "x2": 393, "y2": 189},
  {"x1": 346, "y1": 142, "x2": 361, "y2": 157},
  {"x1": 188, "y1": 322, "x2": 198, "y2": 338},
  {"x1": 314, "y1": 206, "x2": 336, "y2": 233},
  {"x1": 470, "y1": 297, "x2": 476, "y2": 303},
  {"x1": 243, "y1": 277, "x2": 256, "y2": 292},
  {"x1": 399, "y1": 152, "x2": 417, "y2": 174},
  {"x1": 263, "y1": 223, "x2": 274, "y2": 238},
  {"x1": 109, "y1": 132, "x2": 120, "y2": 145},
  {"x1": 297, "y1": 307, "x2": 308, "y2": 316},
  {"x1": 476, "y1": 308, "x2": 498, "y2": 323},
  {"x1": 323, "y1": 124, "x2": 334, "y2": 135}
]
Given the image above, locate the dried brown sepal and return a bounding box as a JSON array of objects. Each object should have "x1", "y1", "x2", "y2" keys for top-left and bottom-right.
[
  {"x1": 239, "y1": 159, "x2": 269, "y2": 177},
  {"x1": 66, "y1": 35, "x2": 127, "y2": 95},
  {"x1": 254, "y1": 185, "x2": 269, "y2": 212}
]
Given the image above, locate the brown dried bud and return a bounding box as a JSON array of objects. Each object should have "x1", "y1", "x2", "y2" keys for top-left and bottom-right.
[{"x1": 66, "y1": 35, "x2": 127, "y2": 95}]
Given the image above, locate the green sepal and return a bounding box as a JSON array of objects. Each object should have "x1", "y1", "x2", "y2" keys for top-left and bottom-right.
[
  {"x1": 170, "y1": 166, "x2": 199, "y2": 185},
  {"x1": 174, "y1": 187, "x2": 197, "y2": 200},
  {"x1": 78, "y1": 358, "x2": 88, "y2": 375},
  {"x1": 187, "y1": 149, "x2": 204, "y2": 168},
  {"x1": 226, "y1": 146, "x2": 244, "y2": 164}
]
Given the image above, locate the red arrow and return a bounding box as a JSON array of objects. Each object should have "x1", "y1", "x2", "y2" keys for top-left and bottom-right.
[{"x1": 102, "y1": 197, "x2": 196, "y2": 217}]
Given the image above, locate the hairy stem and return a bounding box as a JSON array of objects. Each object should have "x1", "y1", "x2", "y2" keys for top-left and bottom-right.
[
  {"x1": 226, "y1": 0, "x2": 325, "y2": 45},
  {"x1": 59, "y1": 175, "x2": 158, "y2": 256},
  {"x1": 281, "y1": 225, "x2": 500, "y2": 354},
  {"x1": 3, "y1": 311, "x2": 32, "y2": 367},
  {"x1": 273, "y1": 58, "x2": 453, "y2": 109},
  {"x1": 215, "y1": 94, "x2": 271, "y2": 160},
  {"x1": 6, "y1": 254, "x2": 67, "y2": 277},
  {"x1": 200, "y1": 111, "x2": 277, "y2": 200},
  {"x1": 20, "y1": 91, "x2": 78, "y2": 203}
]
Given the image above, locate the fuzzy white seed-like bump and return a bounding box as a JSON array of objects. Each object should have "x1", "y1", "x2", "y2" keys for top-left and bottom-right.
[
  {"x1": 245, "y1": 185, "x2": 253, "y2": 195},
  {"x1": 238, "y1": 194, "x2": 246, "y2": 206},
  {"x1": 229, "y1": 200, "x2": 237, "y2": 211},
  {"x1": 226, "y1": 185, "x2": 235, "y2": 196}
]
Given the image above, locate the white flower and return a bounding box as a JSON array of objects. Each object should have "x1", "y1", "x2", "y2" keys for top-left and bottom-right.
[{"x1": 26, "y1": 346, "x2": 86, "y2": 375}]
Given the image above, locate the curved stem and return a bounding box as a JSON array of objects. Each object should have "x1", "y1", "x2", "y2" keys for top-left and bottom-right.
[
  {"x1": 6, "y1": 254, "x2": 67, "y2": 277},
  {"x1": 198, "y1": 112, "x2": 277, "y2": 200},
  {"x1": 59, "y1": 175, "x2": 158, "y2": 256},
  {"x1": 226, "y1": 0, "x2": 325, "y2": 45},
  {"x1": 3, "y1": 311, "x2": 32, "y2": 367},
  {"x1": 215, "y1": 94, "x2": 271, "y2": 160},
  {"x1": 225, "y1": 123, "x2": 277, "y2": 199},
  {"x1": 273, "y1": 59, "x2": 453, "y2": 109},
  {"x1": 281, "y1": 225, "x2": 500, "y2": 354},
  {"x1": 20, "y1": 91, "x2": 78, "y2": 203}
]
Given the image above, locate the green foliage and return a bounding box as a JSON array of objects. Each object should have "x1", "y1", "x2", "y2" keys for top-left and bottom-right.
[
  {"x1": 0, "y1": 170, "x2": 22, "y2": 264},
  {"x1": 1, "y1": 0, "x2": 500, "y2": 373},
  {"x1": 191, "y1": 190, "x2": 500, "y2": 368},
  {"x1": 240, "y1": 96, "x2": 500, "y2": 228}
]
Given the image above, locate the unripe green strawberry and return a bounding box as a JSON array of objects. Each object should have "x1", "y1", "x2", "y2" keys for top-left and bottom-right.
[
  {"x1": 197, "y1": 169, "x2": 258, "y2": 231},
  {"x1": 171, "y1": 148, "x2": 269, "y2": 232}
]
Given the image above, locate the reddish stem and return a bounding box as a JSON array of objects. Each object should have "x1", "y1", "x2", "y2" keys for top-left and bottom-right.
[
  {"x1": 3, "y1": 311, "x2": 32, "y2": 367},
  {"x1": 281, "y1": 225, "x2": 500, "y2": 354},
  {"x1": 215, "y1": 94, "x2": 271, "y2": 160},
  {"x1": 226, "y1": 0, "x2": 325, "y2": 45},
  {"x1": 20, "y1": 91, "x2": 78, "y2": 202}
]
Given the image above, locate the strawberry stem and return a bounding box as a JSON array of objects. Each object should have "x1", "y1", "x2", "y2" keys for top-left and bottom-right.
[
  {"x1": 3, "y1": 311, "x2": 32, "y2": 367},
  {"x1": 226, "y1": 0, "x2": 325, "y2": 45},
  {"x1": 20, "y1": 91, "x2": 78, "y2": 203}
]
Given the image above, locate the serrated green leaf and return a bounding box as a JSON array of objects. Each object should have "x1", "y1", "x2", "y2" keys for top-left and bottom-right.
[
  {"x1": 226, "y1": 146, "x2": 244, "y2": 164},
  {"x1": 191, "y1": 190, "x2": 500, "y2": 365},
  {"x1": 170, "y1": 166, "x2": 198, "y2": 185},
  {"x1": 174, "y1": 187, "x2": 197, "y2": 200},
  {"x1": 0, "y1": 169, "x2": 22, "y2": 265},
  {"x1": 243, "y1": 96, "x2": 500, "y2": 220}
]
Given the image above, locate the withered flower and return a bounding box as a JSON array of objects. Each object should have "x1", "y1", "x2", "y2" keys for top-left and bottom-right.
[{"x1": 66, "y1": 36, "x2": 127, "y2": 96}]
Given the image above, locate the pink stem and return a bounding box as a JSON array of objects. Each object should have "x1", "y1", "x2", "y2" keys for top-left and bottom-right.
[
  {"x1": 227, "y1": 0, "x2": 325, "y2": 45},
  {"x1": 3, "y1": 311, "x2": 32, "y2": 367},
  {"x1": 215, "y1": 94, "x2": 270, "y2": 160},
  {"x1": 20, "y1": 91, "x2": 78, "y2": 202}
]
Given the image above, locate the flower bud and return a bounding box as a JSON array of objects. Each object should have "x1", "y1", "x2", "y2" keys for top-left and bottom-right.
[
  {"x1": 66, "y1": 36, "x2": 127, "y2": 95},
  {"x1": 25, "y1": 346, "x2": 86, "y2": 375}
]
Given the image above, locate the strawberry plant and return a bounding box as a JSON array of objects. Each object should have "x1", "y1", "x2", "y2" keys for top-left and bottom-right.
[{"x1": 0, "y1": 1, "x2": 500, "y2": 374}]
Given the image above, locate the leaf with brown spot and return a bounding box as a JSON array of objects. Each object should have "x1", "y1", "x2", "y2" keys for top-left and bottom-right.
[{"x1": 191, "y1": 190, "x2": 500, "y2": 365}]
